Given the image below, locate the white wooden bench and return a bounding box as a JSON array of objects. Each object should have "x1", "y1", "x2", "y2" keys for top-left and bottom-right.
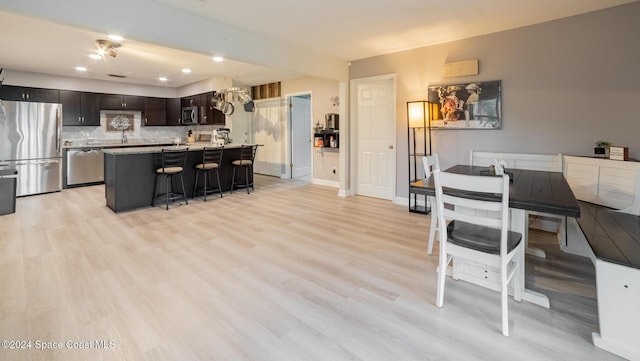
[
  {"x1": 469, "y1": 150, "x2": 563, "y2": 173},
  {"x1": 563, "y1": 156, "x2": 640, "y2": 360},
  {"x1": 575, "y1": 201, "x2": 640, "y2": 361},
  {"x1": 469, "y1": 150, "x2": 566, "y2": 257}
]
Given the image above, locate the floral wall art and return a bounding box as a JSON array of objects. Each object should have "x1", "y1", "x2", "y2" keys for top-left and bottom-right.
[{"x1": 105, "y1": 113, "x2": 134, "y2": 132}]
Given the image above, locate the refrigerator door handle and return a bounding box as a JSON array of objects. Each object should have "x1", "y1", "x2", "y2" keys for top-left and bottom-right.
[
  {"x1": 56, "y1": 107, "x2": 61, "y2": 155},
  {"x1": 11, "y1": 160, "x2": 60, "y2": 166},
  {"x1": 34, "y1": 159, "x2": 60, "y2": 165}
]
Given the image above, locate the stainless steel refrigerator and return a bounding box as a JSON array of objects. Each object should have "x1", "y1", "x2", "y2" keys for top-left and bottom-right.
[{"x1": 0, "y1": 100, "x2": 62, "y2": 196}]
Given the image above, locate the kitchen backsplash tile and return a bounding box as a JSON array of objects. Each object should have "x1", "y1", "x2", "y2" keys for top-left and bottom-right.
[{"x1": 63, "y1": 111, "x2": 219, "y2": 144}]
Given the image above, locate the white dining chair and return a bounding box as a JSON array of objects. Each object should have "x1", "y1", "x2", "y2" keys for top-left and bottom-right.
[
  {"x1": 433, "y1": 169, "x2": 524, "y2": 336},
  {"x1": 422, "y1": 154, "x2": 440, "y2": 254}
]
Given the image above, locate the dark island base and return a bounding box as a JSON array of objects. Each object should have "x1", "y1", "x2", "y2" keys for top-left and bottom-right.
[{"x1": 105, "y1": 147, "x2": 250, "y2": 212}]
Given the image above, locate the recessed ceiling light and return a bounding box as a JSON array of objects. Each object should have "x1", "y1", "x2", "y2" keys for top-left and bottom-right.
[
  {"x1": 75, "y1": 66, "x2": 87, "y2": 72},
  {"x1": 89, "y1": 54, "x2": 102, "y2": 60},
  {"x1": 213, "y1": 56, "x2": 224, "y2": 62},
  {"x1": 108, "y1": 34, "x2": 124, "y2": 41},
  {"x1": 159, "y1": 77, "x2": 168, "y2": 82},
  {"x1": 182, "y1": 68, "x2": 191, "y2": 74}
]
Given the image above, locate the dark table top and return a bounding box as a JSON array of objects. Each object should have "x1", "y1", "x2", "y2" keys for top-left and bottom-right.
[{"x1": 410, "y1": 165, "x2": 581, "y2": 218}]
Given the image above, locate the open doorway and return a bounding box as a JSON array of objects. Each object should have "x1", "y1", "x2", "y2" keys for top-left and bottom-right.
[{"x1": 288, "y1": 93, "x2": 312, "y2": 180}]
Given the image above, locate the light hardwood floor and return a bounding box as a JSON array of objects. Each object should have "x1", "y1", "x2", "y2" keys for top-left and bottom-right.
[{"x1": 0, "y1": 176, "x2": 623, "y2": 361}]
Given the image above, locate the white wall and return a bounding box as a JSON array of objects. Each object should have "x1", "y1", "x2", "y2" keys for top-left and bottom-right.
[
  {"x1": 1, "y1": 0, "x2": 348, "y2": 82},
  {"x1": 3, "y1": 69, "x2": 177, "y2": 98},
  {"x1": 349, "y1": 2, "x2": 640, "y2": 198},
  {"x1": 4, "y1": 69, "x2": 236, "y2": 99},
  {"x1": 282, "y1": 77, "x2": 341, "y2": 183}
]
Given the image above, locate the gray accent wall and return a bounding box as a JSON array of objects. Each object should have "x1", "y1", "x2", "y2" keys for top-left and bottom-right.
[{"x1": 349, "y1": 2, "x2": 640, "y2": 199}]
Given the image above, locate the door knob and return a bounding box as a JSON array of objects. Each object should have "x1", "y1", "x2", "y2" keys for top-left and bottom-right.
[{"x1": 388, "y1": 145, "x2": 394, "y2": 149}]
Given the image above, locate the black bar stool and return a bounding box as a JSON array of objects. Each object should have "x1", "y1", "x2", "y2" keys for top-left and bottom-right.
[
  {"x1": 153, "y1": 148, "x2": 189, "y2": 210},
  {"x1": 230, "y1": 144, "x2": 258, "y2": 194},
  {"x1": 193, "y1": 147, "x2": 224, "y2": 201}
]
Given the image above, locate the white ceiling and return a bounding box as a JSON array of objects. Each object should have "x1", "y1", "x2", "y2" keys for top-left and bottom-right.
[
  {"x1": 0, "y1": 10, "x2": 300, "y2": 88},
  {"x1": 153, "y1": 0, "x2": 636, "y2": 61},
  {"x1": 0, "y1": 0, "x2": 636, "y2": 88}
]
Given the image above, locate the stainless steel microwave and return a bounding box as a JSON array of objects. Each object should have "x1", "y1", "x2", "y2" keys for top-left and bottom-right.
[{"x1": 181, "y1": 106, "x2": 199, "y2": 125}]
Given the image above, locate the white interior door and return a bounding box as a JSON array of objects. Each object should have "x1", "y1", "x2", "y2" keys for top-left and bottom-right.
[
  {"x1": 355, "y1": 76, "x2": 396, "y2": 199},
  {"x1": 290, "y1": 95, "x2": 311, "y2": 179}
]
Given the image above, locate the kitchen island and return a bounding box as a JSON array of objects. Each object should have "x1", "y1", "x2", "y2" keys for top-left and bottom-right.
[
  {"x1": 63, "y1": 140, "x2": 175, "y2": 188},
  {"x1": 104, "y1": 144, "x2": 253, "y2": 212}
]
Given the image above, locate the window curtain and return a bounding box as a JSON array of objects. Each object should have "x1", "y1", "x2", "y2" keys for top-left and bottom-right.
[{"x1": 251, "y1": 98, "x2": 284, "y2": 177}]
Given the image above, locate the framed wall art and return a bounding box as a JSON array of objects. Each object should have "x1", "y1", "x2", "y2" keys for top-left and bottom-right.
[
  {"x1": 427, "y1": 80, "x2": 502, "y2": 129},
  {"x1": 105, "y1": 113, "x2": 134, "y2": 132}
]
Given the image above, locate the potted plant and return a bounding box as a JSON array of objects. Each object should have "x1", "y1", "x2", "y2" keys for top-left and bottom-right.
[{"x1": 595, "y1": 140, "x2": 611, "y2": 157}]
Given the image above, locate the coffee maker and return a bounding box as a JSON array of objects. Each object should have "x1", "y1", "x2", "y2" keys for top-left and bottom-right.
[{"x1": 325, "y1": 113, "x2": 339, "y2": 131}]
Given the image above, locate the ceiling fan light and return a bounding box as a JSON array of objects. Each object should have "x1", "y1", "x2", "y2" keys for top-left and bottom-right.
[
  {"x1": 89, "y1": 54, "x2": 102, "y2": 60},
  {"x1": 95, "y1": 39, "x2": 121, "y2": 58}
]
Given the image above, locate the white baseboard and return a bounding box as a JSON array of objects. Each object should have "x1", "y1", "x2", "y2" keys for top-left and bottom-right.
[{"x1": 312, "y1": 178, "x2": 339, "y2": 188}]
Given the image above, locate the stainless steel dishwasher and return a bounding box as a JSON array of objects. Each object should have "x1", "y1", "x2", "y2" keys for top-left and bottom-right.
[{"x1": 66, "y1": 148, "x2": 104, "y2": 185}]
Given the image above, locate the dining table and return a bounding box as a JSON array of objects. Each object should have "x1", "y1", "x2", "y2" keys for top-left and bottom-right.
[{"x1": 410, "y1": 164, "x2": 581, "y2": 308}]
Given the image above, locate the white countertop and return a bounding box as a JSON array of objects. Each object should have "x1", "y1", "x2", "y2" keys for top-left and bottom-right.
[
  {"x1": 102, "y1": 143, "x2": 247, "y2": 155},
  {"x1": 63, "y1": 140, "x2": 174, "y2": 149}
]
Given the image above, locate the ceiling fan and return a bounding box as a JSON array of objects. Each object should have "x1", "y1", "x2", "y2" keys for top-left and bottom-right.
[{"x1": 95, "y1": 39, "x2": 121, "y2": 58}]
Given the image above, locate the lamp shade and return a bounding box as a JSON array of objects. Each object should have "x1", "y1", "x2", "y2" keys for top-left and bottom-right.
[{"x1": 407, "y1": 101, "x2": 427, "y2": 128}]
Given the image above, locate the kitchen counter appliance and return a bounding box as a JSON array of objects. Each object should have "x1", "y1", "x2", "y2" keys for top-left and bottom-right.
[
  {"x1": 213, "y1": 128, "x2": 231, "y2": 146},
  {"x1": 66, "y1": 148, "x2": 104, "y2": 185},
  {"x1": 325, "y1": 113, "x2": 339, "y2": 130},
  {"x1": 0, "y1": 100, "x2": 62, "y2": 196}
]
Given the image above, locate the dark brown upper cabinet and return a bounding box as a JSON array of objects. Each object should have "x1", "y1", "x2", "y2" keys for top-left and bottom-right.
[
  {"x1": 143, "y1": 97, "x2": 168, "y2": 126},
  {"x1": 60, "y1": 90, "x2": 101, "y2": 126},
  {"x1": 0, "y1": 85, "x2": 59, "y2": 103},
  {"x1": 100, "y1": 94, "x2": 144, "y2": 110}
]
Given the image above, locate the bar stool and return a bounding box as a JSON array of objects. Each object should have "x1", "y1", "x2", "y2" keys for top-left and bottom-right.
[
  {"x1": 193, "y1": 147, "x2": 224, "y2": 201},
  {"x1": 153, "y1": 148, "x2": 189, "y2": 210},
  {"x1": 230, "y1": 144, "x2": 258, "y2": 194}
]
